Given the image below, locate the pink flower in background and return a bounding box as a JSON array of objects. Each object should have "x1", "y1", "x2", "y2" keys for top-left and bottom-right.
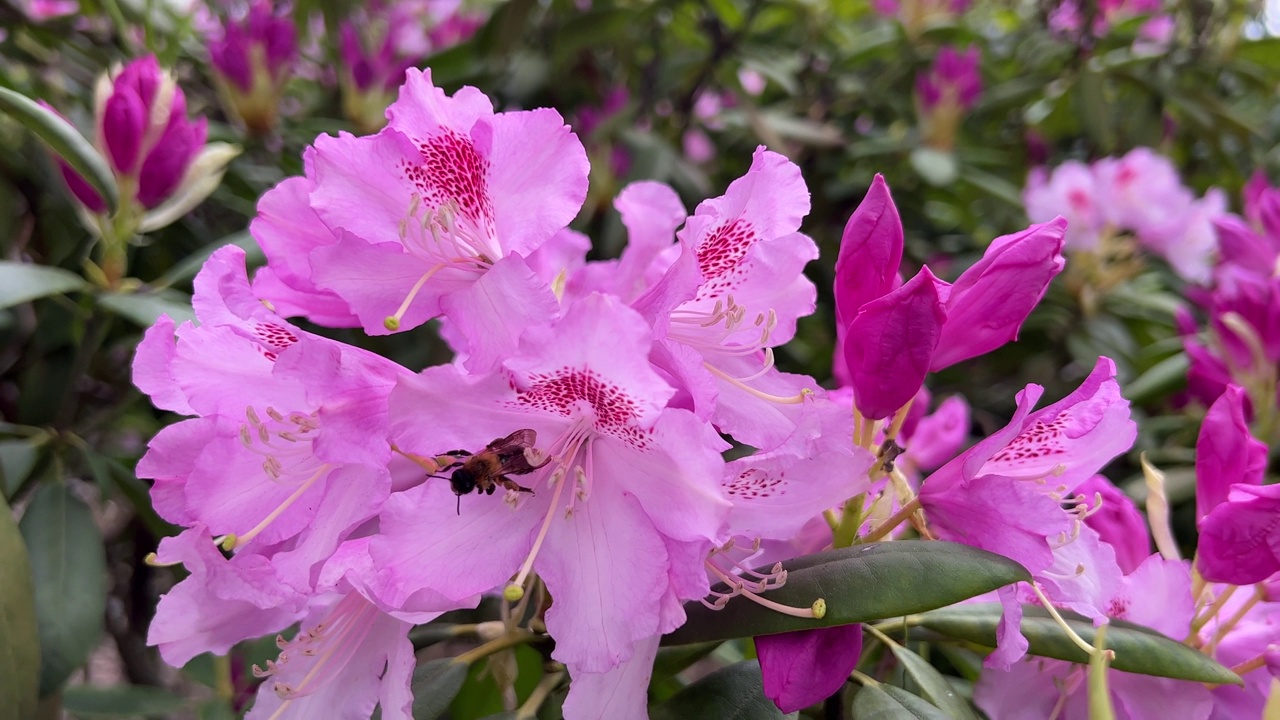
[
  {"x1": 206, "y1": 0, "x2": 297, "y2": 134},
  {"x1": 369, "y1": 295, "x2": 728, "y2": 689},
  {"x1": 1024, "y1": 161, "x2": 1104, "y2": 250},
  {"x1": 916, "y1": 45, "x2": 982, "y2": 113},
  {"x1": 337, "y1": 0, "x2": 485, "y2": 132},
  {"x1": 17, "y1": 0, "x2": 78, "y2": 20}
]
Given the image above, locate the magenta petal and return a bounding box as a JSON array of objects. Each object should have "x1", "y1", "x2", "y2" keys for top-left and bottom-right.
[
  {"x1": 834, "y1": 174, "x2": 903, "y2": 328},
  {"x1": 757, "y1": 624, "x2": 863, "y2": 713},
  {"x1": 438, "y1": 254, "x2": 559, "y2": 373},
  {"x1": 132, "y1": 315, "x2": 194, "y2": 415},
  {"x1": 57, "y1": 159, "x2": 107, "y2": 212},
  {"x1": 1195, "y1": 385, "x2": 1268, "y2": 522},
  {"x1": 844, "y1": 267, "x2": 946, "y2": 420},
  {"x1": 1197, "y1": 483, "x2": 1280, "y2": 585},
  {"x1": 101, "y1": 87, "x2": 146, "y2": 174},
  {"x1": 930, "y1": 218, "x2": 1066, "y2": 370}
]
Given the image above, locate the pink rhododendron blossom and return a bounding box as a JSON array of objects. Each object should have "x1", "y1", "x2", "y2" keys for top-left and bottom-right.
[
  {"x1": 834, "y1": 174, "x2": 903, "y2": 333},
  {"x1": 1195, "y1": 385, "x2": 1267, "y2": 521},
  {"x1": 561, "y1": 635, "x2": 660, "y2": 720},
  {"x1": 900, "y1": 394, "x2": 970, "y2": 473},
  {"x1": 134, "y1": 246, "x2": 409, "y2": 589},
  {"x1": 916, "y1": 45, "x2": 982, "y2": 112},
  {"x1": 369, "y1": 294, "x2": 729, "y2": 679},
  {"x1": 1024, "y1": 161, "x2": 1104, "y2": 250},
  {"x1": 633, "y1": 147, "x2": 821, "y2": 448},
  {"x1": 300, "y1": 70, "x2": 588, "y2": 366},
  {"x1": 206, "y1": 0, "x2": 297, "y2": 134},
  {"x1": 757, "y1": 624, "x2": 863, "y2": 713}
]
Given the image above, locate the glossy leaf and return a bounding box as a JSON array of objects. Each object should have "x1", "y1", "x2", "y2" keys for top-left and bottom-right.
[
  {"x1": 19, "y1": 482, "x2": 108, "y2": 696},
  {"x1": 62, "y1": 684, "x2": 188, "y2": 718},
  {"x1": 663, "y1": 542, "x2": 1029, "y2": 645},
  {"x1": 885, "y1": 643, "x2": 979, "y2": 720},
  {"x1": 0, "y1": 262, "x2": 86, "y2": 310},
  {"x1": 654, "y1": 641, "x2": 723, "y2": 678},
  {"x1": 96, "y1": 289, "x2": 196, "y2": 326},
  {"x1": 0, "y1": 437, "x2": 43, "y2": 499},
  {"x1": 411, "y1": 659, "x2": 469, "y2": 720},
  {"x1": 0, "y1": 86, "x2": 119, "y2": 214},
  {"x1": 914, "y1": 604, "x2": 1241, "y2": 685},
  {"x1": 850, "y1": 683, "x2": 949, "y2": 720},
  {"x1": 651, "y1": 661, "x2": 792, "y2": 720},
  {"x1": 0, "y1": 493, "x2": 39, "y2": 720}
]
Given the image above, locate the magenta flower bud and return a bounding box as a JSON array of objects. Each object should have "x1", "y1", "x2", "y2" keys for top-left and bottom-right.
[
  {"x1": 1075, "y1": 475, "x2": 1151, "y2": 574},
  {"x1": 92, "y1": 56, "x2": 209, "y2": 210},
  {"x1": 757, "y1": 625, "x2": 863, "y2": 713},
  {"x1": 207, "y1": 3, "x2": 296, "y2": 135},
  {"x1": 1195, "y1": 385, "x2": 1267, "y2": 522},
  {"x1": 844, "y1": 267, "x2": 947, "y2": 420},
  {"x1": 1198, "y1": 483, "x2": 1280, "y2": 585},
  {"x1": 1214, "y1": 215, "x2": 1277, "y2": 272},
  {"x1": 834, "y1": 174, "x2": 904, "y2": 330},
  {"x1": 930, "y1": 217, "x2": 1067, "y2": 370},
  {"x1": 916, "y1": 45, "x2": 983, "y2": 113}
]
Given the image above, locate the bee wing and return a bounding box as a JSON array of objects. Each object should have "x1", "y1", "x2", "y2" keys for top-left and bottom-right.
[{"x1": 489, "y1": 429, "x2": 536, "y2": 451}]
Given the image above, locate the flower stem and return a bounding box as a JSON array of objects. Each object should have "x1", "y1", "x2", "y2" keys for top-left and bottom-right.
[
  {"x1": 861, "y1": 497, "x2": 922, "y2": 543},
  {"x1": 516, "y1": 671, "x2": 565, "y2": 720},
  {"x1": 1087, "y1": 624, "x2": 1116, "y2": 720},
  {"x1": 454, "y1": 631, "x2": 540, "y2": 666}
]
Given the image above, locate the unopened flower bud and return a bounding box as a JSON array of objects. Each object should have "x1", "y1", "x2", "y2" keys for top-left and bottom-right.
[{"x1": 208, "y1": 1, "x2": 297, "y2": 135}]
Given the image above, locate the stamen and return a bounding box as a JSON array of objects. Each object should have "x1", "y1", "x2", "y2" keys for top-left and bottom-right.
[
  {"x1": 230, "y1": 464, "x2": 333, "y2": 549},
  {"x1": 703, "y1": 362, "x2": 813, "y2": 404},
  {"x1": 384, "y1": 263, "x2": 446, "y2": 331},
  {"x1": 702, "y1": 559, "x2": 826, "y2": 619}
]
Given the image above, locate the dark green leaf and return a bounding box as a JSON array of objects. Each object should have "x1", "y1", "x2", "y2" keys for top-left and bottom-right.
[
  {"x1": 0, "y1": 494, "x2": 39, "y2": 720},
  {"x1": 850, "y1": 683, "x2": 948, "y2": 719},
  {"x1": 885, "y1": 644, "x2": 979, "y2": 720},
  {"x1": 0, "y1": 437, "x2": 44, "y2": 499},
  {"x1": 1122, "y1": 353, "x2": 1189, "y2": 404},
  {"x1": 19, "y1": 482, "x2": 108, "y2": 696},
  {"x1": 151, "y1": 231, "x2": 260, "y2": 289},
  {"x1": 650, "y1": 661, "x2": 790, "y2": 720},
  {"x1": 61, "y1": 685, "x2": 188, "y2": 718},
  {"x1": 654, "y1": 642, "x2": 723, "y2": 678},
  {"x1": 0, "y1": 263, "x2": 87, "y2": 310},
  {"x1": 96, "y1": 289, "x2": 195, "y2": 326},
  {"x1": 0, "y1": 86, "x2": 119, "y2": 214},
  {"x1": 412, "y1": 659, "x2": 469, "y2": 720},
  {"x1": 197, "y1": 700, "x2": 237, "y2": 720},
  {"x1": 915, "y1": 604, "x2": 1241, "y2": 685},
  {"x1": 663, "y1": 542, "x2": 1030, "y2": 645}
]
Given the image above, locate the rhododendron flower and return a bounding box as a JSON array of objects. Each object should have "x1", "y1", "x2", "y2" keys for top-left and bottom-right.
[
  {"x1": 1197, "y1": 483, "x2": 1280, "y2": 585},
  {"x1": 338, "y1": 0, "x2": 484, "y2": 132},
  {"x1": 207, "y1": 0, "x2": 297, "y2": 134},
  {"x1": 54, "y1": 55, "x2": 236, "y2": 236},
  {"x1": 919, "y1": 357, "x2": 1136, "y2": 665},
  {"x1": 758, "y1": 624, "x2": 863, "y2": 713},
  {"x1": 1075, "y1": 475, "x2": 1151, "y2": 574},
  {"x1": 916, "y1": 45, "x2": 982, "y2": 150},
  {"x1": 835, "y1": 175, "x2": 1065, "y2": 417},
  {"x1": 134, "y1": 245, "x2": 410, "y2": 589},
  {"x1": 1195, "y1": 385, "x2": 1267, "y2": 521},
  {"x1": 300, "y1": 69, "x2": 588, "y2": 370},
  {"x1": 633, "y1": 147, "x2": 822, "y2": 448},
  {"x1": 974, "y1": 553, "x2": 1210, "y2": 719},
  {"x1": 369, "y1": 294, "x2": 729, "y2": 689},
  {"x1": 1024, "y1": 161, "x2": 1104, "y2": 250}
]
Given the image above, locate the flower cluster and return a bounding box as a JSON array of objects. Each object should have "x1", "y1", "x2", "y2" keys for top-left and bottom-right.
[
  {"x1": 205, "y1": 0, "x2": 298, "y2": 134},
  {"x1": 1024, "y1": 147, "x2": 1227, "y2": 284},
  {"x1": 133, "y1": 69, "x2": 1263, "y2": 718},
  {"x1": 915, "y1": 45, "x2": 982, "y2": 151}
]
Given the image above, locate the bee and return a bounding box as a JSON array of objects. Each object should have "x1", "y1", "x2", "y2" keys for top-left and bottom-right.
[{"x1": 431, "y1": 429, "x2": 548, "y2": 514}]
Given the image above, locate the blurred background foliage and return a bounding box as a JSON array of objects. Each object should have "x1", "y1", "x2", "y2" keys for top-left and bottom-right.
[{"x1": 1, "y1": 0, "x2": 1278, "y2": 716}]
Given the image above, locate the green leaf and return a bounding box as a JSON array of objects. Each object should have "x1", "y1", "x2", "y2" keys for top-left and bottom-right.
[
  {"x1": 0, "y1": 86, "x2": 119, "y2": 214},
  {"x1": 412, "y1": 659, "x2": 470, "y2": 720},
  {"x1": 650, "y1": 661, "x2": 791, "y2": 720},
  {"x1": 0, "y1": 262, "x2": 87, "y2": 310},
  {"x1": 96, "y1": 289, "x2": 196, "y2": 326},
  {"x1": 909, "y1": 148, "x2": 958, "y2": 186},
  {"x1": 850, "y1": 683, "x2": 948, "y2": 719},
  {"x1": 884, "y1": 644, "x2": 979, "y2": 720},
  {"x1": 0, "y1": 437, "x2": 44, "y2": 499},
  {"x1": 61, "y1": 685, "x2": 188, "y2": 718},
  {"x1": 0, "y1": 494, "x2": 40, "y2": 720},
  {"x1": 197, "y1": 700, "x2": 237, "y2": 720},
  {"x1": 151, "y1": 232, "x2": 261, "y2": 289},
  {"x1": 1122, "y1": 353, "x2": 1189, "y2": 404},
  {"x1": 914, "y1": 604, "x2": 1241, "y2": 685},
  {"x1": 654, "y1": 641, "x2": 723, "y2": 678},
  {"x1": 19, "y1": 482, "x2": 108, "y2": 696},
  {"x1": 663, "y1": 542, "x2": 1030, "y2": 646}
]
